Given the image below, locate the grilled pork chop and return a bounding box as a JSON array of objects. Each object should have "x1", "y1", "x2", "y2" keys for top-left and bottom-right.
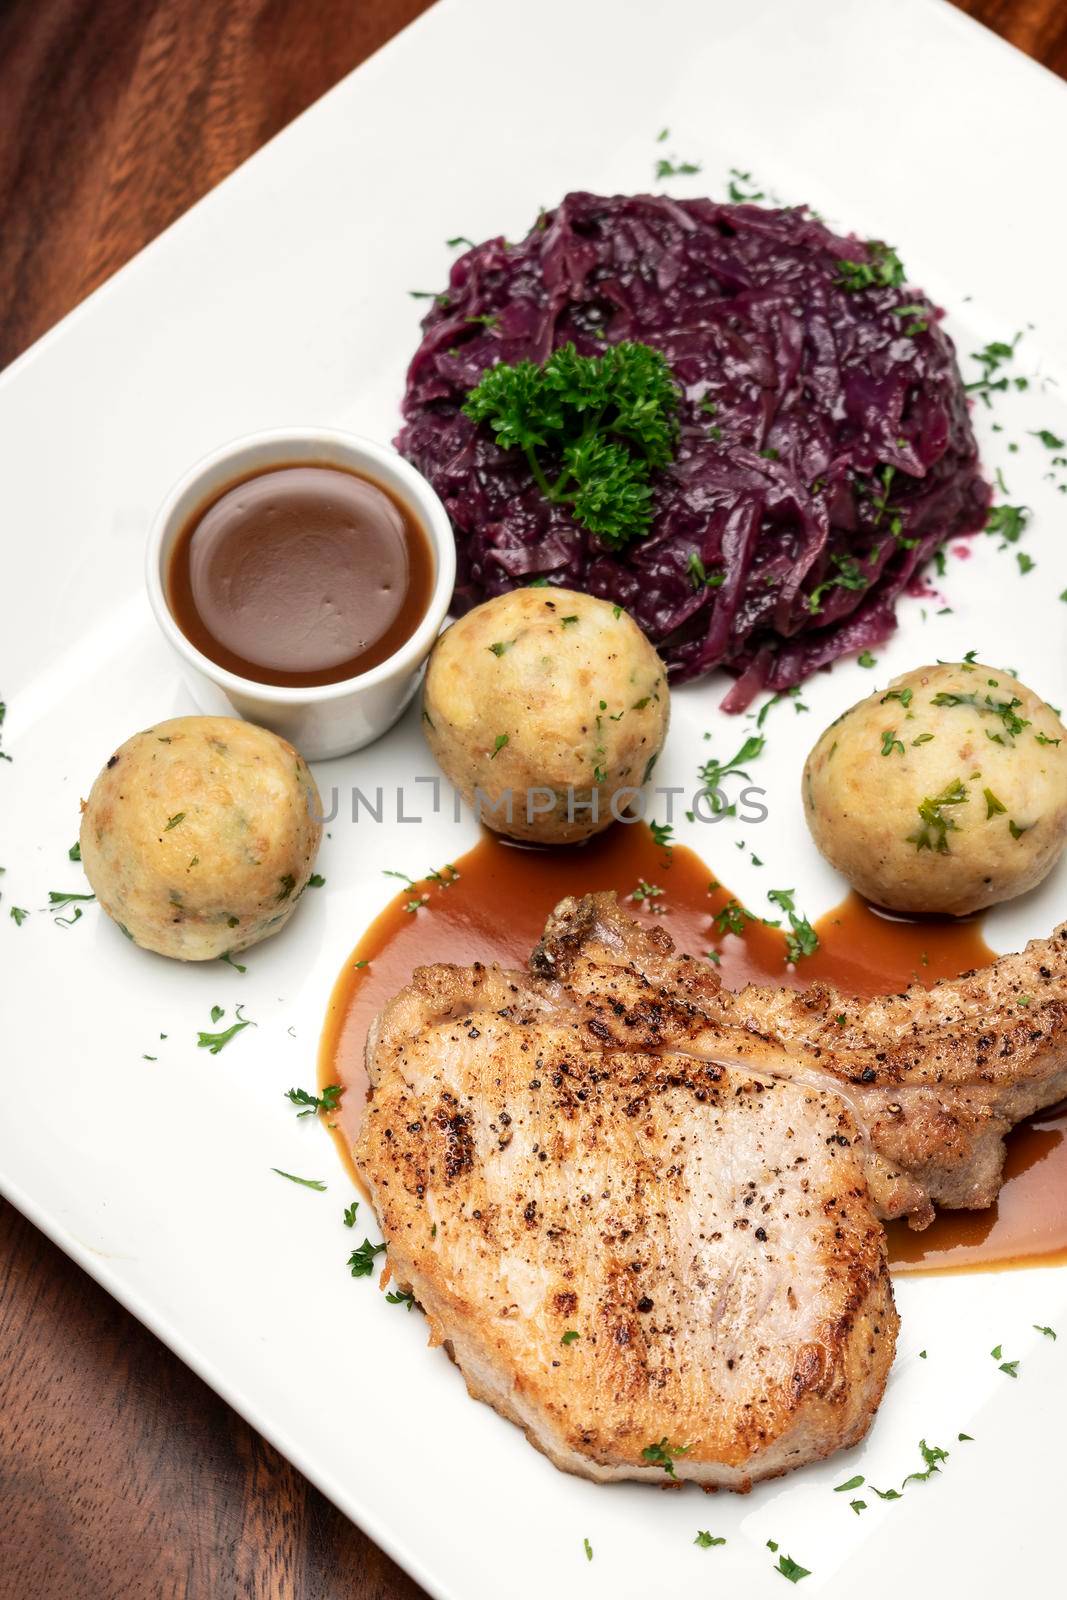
[
  {"x1": 354, "y1": 894, "x2": 1067, "y2": 1488},
  {"x1": 530, "y1": 894, "x2": 1067, "y2": 1228}
]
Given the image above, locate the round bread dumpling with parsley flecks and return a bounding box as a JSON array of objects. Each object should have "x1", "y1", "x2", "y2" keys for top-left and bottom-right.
[
  {"x1": 79, "y1": 715, "x2": 322, "y2": 959},
  {"x1": 421, "y1": 587, "x2": 669, "y2": 844},
  {"x1": 803, "y1": 661, "x2": 1067, "y2": 915}
]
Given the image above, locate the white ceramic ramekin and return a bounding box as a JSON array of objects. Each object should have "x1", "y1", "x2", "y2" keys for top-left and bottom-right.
[{"x1": 145, "y1": 428, "x2": 456, "y2": 761}]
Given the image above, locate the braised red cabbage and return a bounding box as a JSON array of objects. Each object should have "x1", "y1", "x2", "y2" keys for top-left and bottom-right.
[{"x1": 397, "y1": 193, "x2": 988, "y2": 707}]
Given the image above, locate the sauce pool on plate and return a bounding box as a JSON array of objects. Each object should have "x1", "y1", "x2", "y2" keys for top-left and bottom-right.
[
  {"x1": 167, "y1": 463, "x2": 434, "y2": 687},
  {"x1": 320, "y1": 824, "x2": 1067, "y2": 1276}
]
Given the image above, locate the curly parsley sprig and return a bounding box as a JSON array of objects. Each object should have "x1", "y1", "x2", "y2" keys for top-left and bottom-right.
[{"x1": 462, "y1": 342, "x2": 680, "y2": 549}]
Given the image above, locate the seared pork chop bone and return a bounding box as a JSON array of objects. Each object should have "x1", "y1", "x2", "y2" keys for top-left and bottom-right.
[{"x1": 355, "y1": 894, "x2": 1067, "y2": 1488}]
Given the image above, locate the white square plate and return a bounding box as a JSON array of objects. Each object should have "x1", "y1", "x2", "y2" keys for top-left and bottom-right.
[{"x1": 3, "y1": 1, "x2": 1066, "y2": 1595}]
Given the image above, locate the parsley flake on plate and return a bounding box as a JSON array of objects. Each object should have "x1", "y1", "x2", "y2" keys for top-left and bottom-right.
[
  {"x1": 286, "y1": 1083, "x2": 343, "y2": 1118},
  {"x1": 348, "y1": 1239, "x2": 386, "y2": 1277},
  {"x1": 272, "y1": 1169, "x2": 327, "y2": 1191},
  {"x1": 767, "y1": 888, "x2": 819, "y2": 962},
  {"x1": 197, "y1": 1003, "x2": 254, "y2": 1054},
  {"x1": 773, "y1": 1552, "x2": 811, "y2": 1583},
  {"x1": 901, "y1": 1439, "x2": 949, "y2": 1485}
]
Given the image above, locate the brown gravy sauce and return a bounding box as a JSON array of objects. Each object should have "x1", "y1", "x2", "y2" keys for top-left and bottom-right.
[
  {"x1": 320, "y1": 824, "x2": 1067, "y2": 1276},
  {"x1": 168, "y1": 464, "x2": 433, "y2": 687}
]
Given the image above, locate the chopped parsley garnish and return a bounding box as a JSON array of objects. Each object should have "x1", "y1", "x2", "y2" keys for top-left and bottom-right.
[
  {"x1": 163, "y1": 812, "x2": 185, "y2": 831},
  {"x1": 835, "y1": 239, "x2": 906, "y2": 292},
  {"x1": 965, "y1": 336, "x2": 1019, "y2": 405},
  {"x1": 210, "y1": 1004, "x2": 224, "y2": 1023},
  {"x1": 767, "y1": 888, "x2": 819, "y2": 961},
  {"x1": 47, "y1": 890, "x2": 95, "y2": 908},
  {"x1": 640, "y1": 1437, "x2": 690, "y2": 1477},
  {"x1": 850, "y1": 1499, "x2": 867, "y2": 1515},
  {"x1": 901, "y1": 1439, "x2": 949, "y2": 1486},
  {"x1": 197, "y1": 1003, "x2": 254, "y2": 1054},
  {"x1": 631, "y1": 879, "x2": 664, "y2": 905},
  {"x1": 272, "y1": 1169, "x2": 327, "y2": 1190},
  {"x1": 686, "y1": 550, "x2": 724, "y2": 589},
  {"x1": 583, "y1": 1538, "x2": 593, "y2": 1563},
  {"x1": 219, "y1": 950, "x2": 247, "y2": 974},
  {"x1": 931, "y1": 687, "x2": 1030, "y2": 740},
  {"x1": 9, "y1": 906, "x2": 28, "y2": 926},
  {"x1": 1034, "y1": 1324, "x2": 1057, "y2": 1339},
  {"x1": 308, "y1": 873, "x2": 326, "y2": 888},
  {"x1": 881, "y1": 686, "x2": 913, "y2": 709},
  {"x1": 347, "y1": 1238, "x2": 387, "y2": 1277},
  {"x1": 426, "y1": 864, "x2": 460, "y2": 888},
  {"x1": 714, "y1": 899, "x2": 754, "y2": 938},
  {"x1": 343, "y1": 1201, "x2": 359, "y2": 1228},
  {"x1": 891, "y1": 302, "x2": 928, "y2": 335},
  {"x1": 1008, "y1": 820, "x2": 1029, "y2": 840},
  {"x1": 286, "y1": 1083, "x2": 343, "y2": 1118},
  {"x1": 985, "y1": 503, "x2": 1029, "y2": 543},
  {"x1": 907, "y1": 778, "x2": 968, "y2": 853},
  {"x1": 446, "y1": 235, "x2": 475, "y2": 249},
  {"x1": 1032, "y1": 429, "x2": 1065, "y2": 450},
  {"x1": 462, "y1": 342, "x2": 679, "y2": 549},
  {"x1": 857, "y1": 650, "x2": 877, "y2": 668},
  {"x1": 561, "y1": 1330, "x2": 580, "y2": 1345},
  {"x1": 649, "y1": 820, "x2": 674, "y2": 849},
  {"x1": 490, "y1": 733, "x2": 509, "y2": 758},
  {"x1": 276, "y1": 873, "x2": 296, "y2": 901},
  {"x1": 755, "y1": 686, "x2": 808, "y2": 726},
  {"x1": 984, "y1": 788, "x2": 1007, "y2": 819},
  {"x1": 68, "y1": 842, "x2": 81, "y2": 861},
  {"x1": 698, "y1": 733, "x2": 764, "y2": 791},
  {"x1": 487, "y1": 640, "x2": 513, "y2": 656},
  {"x1": 834, "y1": 1475, "x2": 864, "y2": 1492},
  {"x1": 991, "y1": 1343, "x2": 1020, "y2": 1377},
  {"x1": 655, "y1": 157, "x2": 701, "y2": 179},
  {"x1": 773, "y1": 1553, "x2": 811, "y2": 1584},
  {"x1": 1017, "y1": 551, "x2": 1035, "y2": 575},
  {"x1": 727, "y1": 167, "x2": 764, "y2": 202},
  {"x1": 881, "y1": 730, "x2": 904, "y2": 757},
  {"x1": 1036, "y1": 732, "x2": 1061, "y2": 746},
  {"x1": 694, "y1": 1530, "x2": 727, "y2": 1547},
  {"x1": 385, "y1": 1288, "x2": 416, "y2": 1310},
  {"x1": 808, "y1": 552, "x2": 868, "y2": 613}
]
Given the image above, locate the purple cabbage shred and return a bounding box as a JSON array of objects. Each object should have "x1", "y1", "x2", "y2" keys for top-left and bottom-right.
[{"x1": 397, "y1": 193, "x2": 989, "y2": 709}]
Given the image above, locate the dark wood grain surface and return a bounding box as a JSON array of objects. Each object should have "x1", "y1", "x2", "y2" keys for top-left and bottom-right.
[{"x1": 1, "y1": 2, "x2": 1065, "y2": 1596}]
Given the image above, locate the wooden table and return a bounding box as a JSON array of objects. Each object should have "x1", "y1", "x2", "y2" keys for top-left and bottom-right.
[{"x1": 0, "y1": 2, "x2": 1064, "y2": 1594}]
